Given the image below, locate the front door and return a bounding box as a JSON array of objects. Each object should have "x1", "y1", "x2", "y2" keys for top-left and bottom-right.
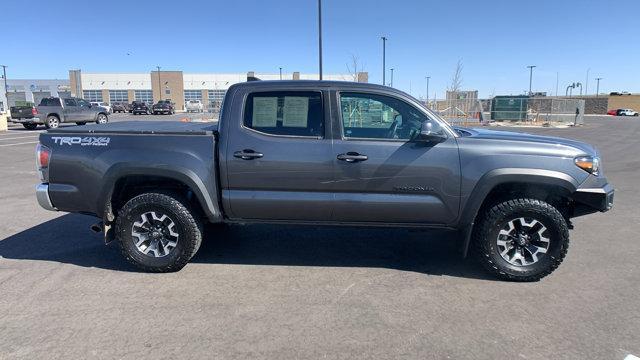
[
  {"x1": 331, "y1": 91, "x2": 461, "y2": 225},
  {"x1": 224, "y1": 90, "x2": 334, "y2": 221},
  {"x1": 62, "y1": 98, "x2": 80, "y2": 121}
]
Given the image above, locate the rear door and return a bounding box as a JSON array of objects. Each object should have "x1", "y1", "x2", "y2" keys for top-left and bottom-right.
[
  {"x1": 330, "y1": 91, "x2": 461, "y2": 225},
  {"x1": 223, "y1": 89, "x2": 334, "y2": 221}
]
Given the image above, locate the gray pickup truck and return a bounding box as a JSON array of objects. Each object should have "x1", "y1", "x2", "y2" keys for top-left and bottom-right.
[
  {"x1": 14, "y1": 97, "x2": 110, "y2": 130},
  {"x1": 34, "y1": 81, "x2": 614, "y2": 281}
]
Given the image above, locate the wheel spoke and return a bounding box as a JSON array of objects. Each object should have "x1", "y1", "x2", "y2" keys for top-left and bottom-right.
[{"x1": 131, "y1": 211, "x2": 179, "y2": 258}]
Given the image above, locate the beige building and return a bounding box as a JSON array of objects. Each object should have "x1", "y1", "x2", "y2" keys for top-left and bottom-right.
[{"x1": 69, "y1": 70, "x2": 367, "y2": 111}]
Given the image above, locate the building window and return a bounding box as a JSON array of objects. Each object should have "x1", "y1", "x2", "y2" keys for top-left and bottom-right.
[
  {"x1": 134, "y1": 90, "x2": 153, "y2": 105},
  {"x1": 108, "y1": 90, "x2": 128, "y2": 103},
  {"x1": 207, "y1": 89, "x2": 226, "y2": 110},
  {"x1": 83, "y1": 90, "x2": 103, "y2": 102},
  {"x1": 184, "y1": 90, "x2": 202, "y2": 101}
]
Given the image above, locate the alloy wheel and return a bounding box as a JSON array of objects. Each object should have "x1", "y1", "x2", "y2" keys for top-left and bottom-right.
[{"x1": 496, "y1": 217, "x2": 551, "y2": 266}]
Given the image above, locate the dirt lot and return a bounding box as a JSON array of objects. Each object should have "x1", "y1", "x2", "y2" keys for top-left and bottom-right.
[{"x1": 0, "y1": 115, "x2": 638, "y2": 359}]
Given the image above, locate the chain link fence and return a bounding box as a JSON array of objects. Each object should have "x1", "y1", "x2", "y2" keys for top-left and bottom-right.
[{"x1": 426, "y1": 97, "x2": 585, "y2": 126}]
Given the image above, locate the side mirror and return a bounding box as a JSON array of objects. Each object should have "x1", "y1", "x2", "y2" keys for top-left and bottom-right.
[{"x1": 417, "y1": 120, "x2": 447, "y2": 142}]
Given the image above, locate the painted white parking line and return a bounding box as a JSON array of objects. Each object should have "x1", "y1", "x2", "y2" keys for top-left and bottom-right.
[
  {"x1": 0, "y1": 141, "x2": 39, "y2": 147},
  {"x1": 0, "y1": 135, "x2": 41, "y2": 141}
]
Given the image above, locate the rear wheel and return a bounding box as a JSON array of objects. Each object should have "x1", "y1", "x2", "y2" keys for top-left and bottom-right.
[
  {"x1": 23, "y1": 123, "x2": 38, "y2": 130},
  {"x1": 472, "y1": 198, "x2": 569, "y2": 282},
  {"x1": 96, "y1": 113, "x2": 108, "y2": 124},
  {"x1": 45, "y1": 115, "x2": 60, "y2": 129},
  {"x1": 116, "y1": 193, "x2": 203, "y2": 272}
]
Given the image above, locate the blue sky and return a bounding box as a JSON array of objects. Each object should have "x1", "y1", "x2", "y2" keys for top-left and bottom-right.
[{"x1": 3, "y1": 0, "x2": 639, "y2": 98}]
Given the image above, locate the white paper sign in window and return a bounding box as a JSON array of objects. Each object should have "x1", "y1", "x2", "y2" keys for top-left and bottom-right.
[
  {"x1": 282, "y1": 96, "x2": 309, "y2": 127},
  {"x1": 252, "y1": 97, "x2": 278, "y2": 127}
]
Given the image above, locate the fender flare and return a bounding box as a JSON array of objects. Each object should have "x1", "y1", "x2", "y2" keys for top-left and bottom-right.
[
  {"x1": 96, "y1": 164, "x2": 222, "y2": 223},
  {"x1": 459, "y1": 168, "x2": 579, "y2": 257}
]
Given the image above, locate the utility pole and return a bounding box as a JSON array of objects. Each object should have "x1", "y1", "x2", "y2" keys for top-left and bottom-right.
[
  {"x1": 156, "y1": 66, "x2": 161, "y2": 102},
  {"x1": 527, "y1": 65, "x2": 536, "y2": 95},
  {"x1": 585, "y1": 68, "x2": 590, "y2": 95},
  {"x1": 595, "y1": 77, "x2": 603, "y2": 97},
  {"x1": 390, "y1": 68, "x2": 394, "y2": 87},
  {"x1": 425, "y1": 76, "x2": 430, "y2": 104},
  {"x1": 279, "y1": 67, "x2": 283, "y2": 80},
  {"x1": 1, "y1": 65, "x2": 7, "y2": 112},
  {"x1": 381, "y1": 36, "x2": 387, "y2": 86},
  {"x1": 318, "y1": 0, "x2": 323, "y2": 80},
  {"x1": 555, "y1": 72, "x2": 559, "y2": 97}
]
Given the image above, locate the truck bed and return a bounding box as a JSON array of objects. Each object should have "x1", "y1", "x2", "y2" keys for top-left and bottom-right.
[{"x1": 46, "y1": 121, "x2": 218, "y2": 135}]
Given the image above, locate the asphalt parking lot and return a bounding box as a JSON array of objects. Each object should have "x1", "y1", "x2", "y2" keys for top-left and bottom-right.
[{"x1": 0, "y1": 114, "x2": 638, "y2": 359}]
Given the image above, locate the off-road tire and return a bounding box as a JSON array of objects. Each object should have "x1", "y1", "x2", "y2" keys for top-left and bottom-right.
[
  {"x1": 45, "y1": 115, "x2": 60, "y2": 129},
  {"x1": 23, "y1": 123, "x2": 38, "y2": 130},
  {"x1": 116, "y1": 192, "x2": 203, "y2": 272},
  {"x1": 472, "y1": 198, "x2": 569, "y2": 282}
]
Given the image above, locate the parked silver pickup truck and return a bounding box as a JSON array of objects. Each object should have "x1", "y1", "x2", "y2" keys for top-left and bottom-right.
[{"x1": 14, "y1": 97, "x2": 110, "y2": 130}]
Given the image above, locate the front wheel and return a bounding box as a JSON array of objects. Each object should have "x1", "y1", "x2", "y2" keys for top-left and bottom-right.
[
  {"x1": 472, "y1": 198, "x2": 569, "y2": 282},
  {"x1": 96, "y1": 113, "x2": 108, "y2": 124},
  {"x1": 23, "y1": 123, "x2": 38, "y2": 130},
  {"x1": 116, "y1": 193, "x2": 203, "y2": 272}
]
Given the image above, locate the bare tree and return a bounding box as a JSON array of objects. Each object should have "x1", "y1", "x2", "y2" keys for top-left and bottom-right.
[
  {"x1": 346, "y1": 54, "x2": 365, "y2": 82},
  {"x1": 448, "y1": 59, "x2": 464, "y2": 92}
]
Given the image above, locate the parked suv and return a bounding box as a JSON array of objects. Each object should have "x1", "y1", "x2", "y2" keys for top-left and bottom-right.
[
  {"x1": 152, "y1": 100, "x2": 175, "y2": 115},
  {"x1": 111, "y1": 102, "x2": 128, "y2": 113},
  {"x1": 131, "y1": 101, "x2": 150, "y2": 115}
]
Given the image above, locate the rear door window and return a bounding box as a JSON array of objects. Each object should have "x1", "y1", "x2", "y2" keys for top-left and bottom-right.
[{"x1": 243, "y1": 91, "x2": 324, "y2": 138}]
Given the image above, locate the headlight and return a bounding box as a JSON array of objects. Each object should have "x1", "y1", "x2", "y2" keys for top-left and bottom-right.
[{"x1": 574, "y1": 156, "x2": 599, "y2": 175}]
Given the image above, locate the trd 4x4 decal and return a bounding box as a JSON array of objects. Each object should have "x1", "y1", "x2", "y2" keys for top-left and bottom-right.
[{"x1": 51, "y1": 136, "x2": 110, "y2": 146}]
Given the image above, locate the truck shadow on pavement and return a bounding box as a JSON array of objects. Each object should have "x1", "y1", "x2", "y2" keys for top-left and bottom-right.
[{"x1": 0, "y1": 214, "x2": 493, "y2": 280}]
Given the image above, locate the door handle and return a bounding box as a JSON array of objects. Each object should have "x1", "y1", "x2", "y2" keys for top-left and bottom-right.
[
  {"x1": 337, "y1": 152, "x2": 368, "y2": 163},
  {"x1": 234, "y1": 149, "x2": 264, "y2": 160}
]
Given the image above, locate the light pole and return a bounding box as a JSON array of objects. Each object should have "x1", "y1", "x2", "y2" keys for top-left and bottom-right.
[
  {"x1": 527, "y1": 65, "x2": 536, "y2": 95},
  {"x1": 318, "y1": 0, "x2": 323, "y2": 80},
  {"x1": 425, "y1": 76, "x2": 430, "y2": 104},
  {"x1": 585, "y1": 68, "x2": 590, "y2": 95},
  {"x1": 279, "y1": 67, "x2": 283, "y2": 80},
  {"x1": 381, "y1": 36, "x2": 387, "y2": 86},
  {"x1": 156, "y1": 66, "x2": 161, "y2": 102},
  {"x1": 390, "y1": 68, "x2": 394, "y2": 87},
  {"x1": 595, "y1": 77, "x2": 603, "y2": 97},
  {"x1": 1, "y1": 65, "x2": 7, "y2": 112}
]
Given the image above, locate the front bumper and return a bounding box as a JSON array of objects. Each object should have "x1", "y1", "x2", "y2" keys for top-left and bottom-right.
[
  {"x1": 571, "y1": 182, "x2": 614, "y2": 216},
  {"x1": 36, "y1": 184, "x2": 57, "y2": 211}
]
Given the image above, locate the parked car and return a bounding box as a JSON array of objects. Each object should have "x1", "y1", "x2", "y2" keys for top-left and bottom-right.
[
  {"x1": 90, "y1": 102, "x2": 112, "y2": 114},
  {"x1": 14, "y1": 97, "x2": 109, "y2": 129},
  {"x1": 34, "y1": 81, "x2": 613, "y2": 281},
  {"x1": 185, "y1": 100, "x2": 204, "y2": 113},
  {"x1": 607, "y1": 109, "x2": 618, "y2": 116},
  {"x1": 131, "y1": 101, "x2": 150, "y2": 115},
  {"x1": 111, "y1": 102, "x2": 127, "y2": 113},
  {"x1": 9, "y1": 105, "x2": 38, "y2": 128},
  {"x1": 617, "y1": 108, "x2": 639, "y2": 116},
  {"x1": 152, "y1": 100, "x2": 175, "y2": 115}
]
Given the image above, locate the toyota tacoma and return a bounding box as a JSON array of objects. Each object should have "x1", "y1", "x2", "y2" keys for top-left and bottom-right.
[{"x1": 34, "y1": 81, "x2": 614, "y2": 281}]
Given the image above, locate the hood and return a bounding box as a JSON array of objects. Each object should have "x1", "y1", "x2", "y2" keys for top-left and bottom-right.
[{"x1": 456, "y1": 126, "x2": 597, "y2": 156}]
